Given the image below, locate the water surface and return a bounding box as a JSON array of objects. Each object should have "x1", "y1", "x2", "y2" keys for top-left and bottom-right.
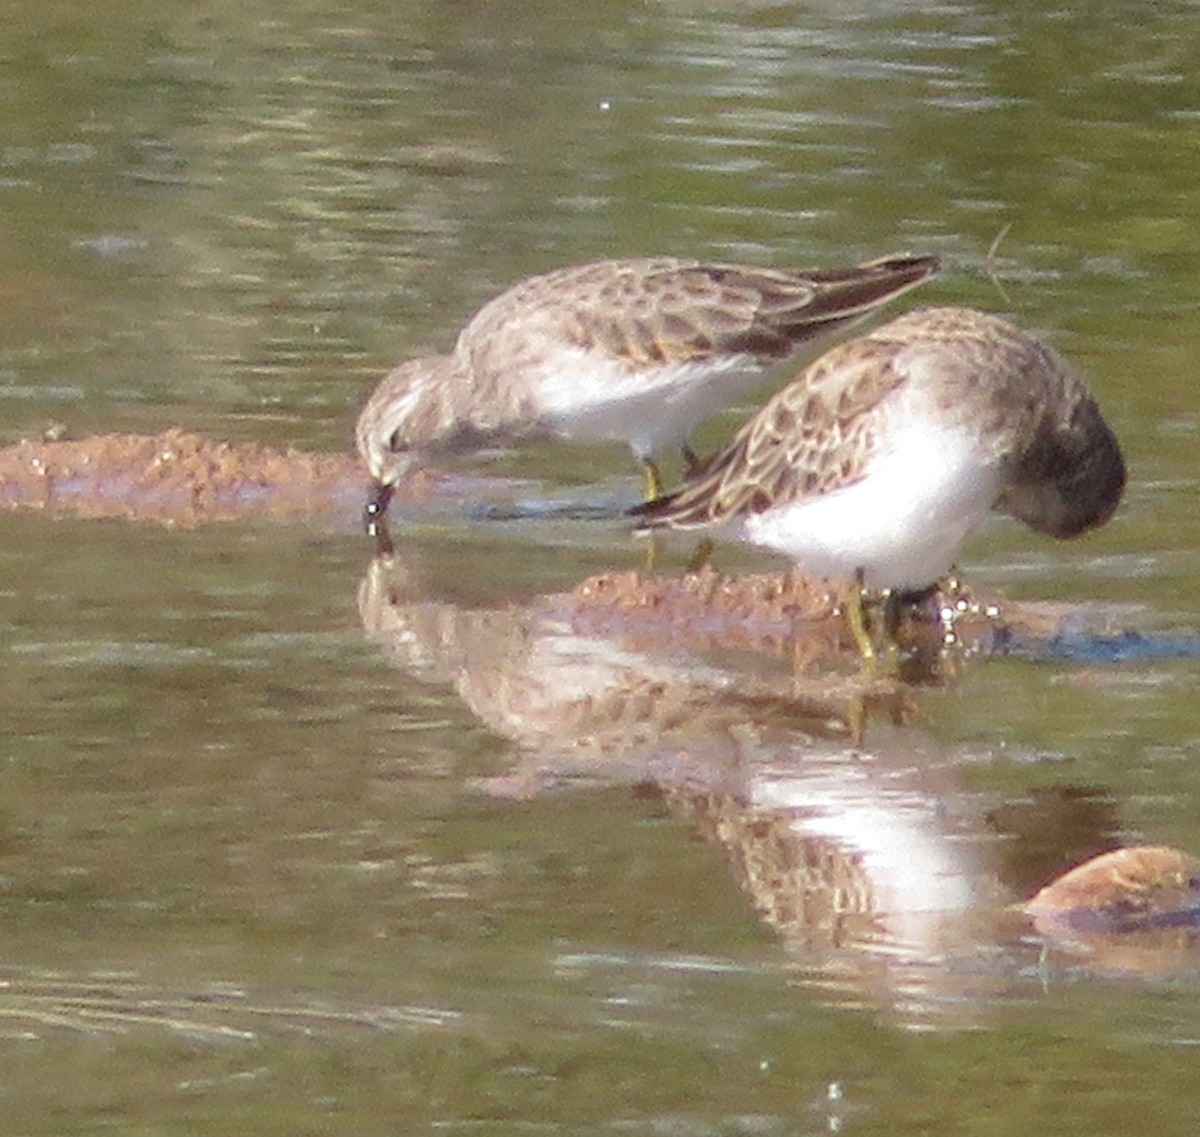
[{"x1": 2, "y1": 1, "x2": 1200, "y2": 1132}]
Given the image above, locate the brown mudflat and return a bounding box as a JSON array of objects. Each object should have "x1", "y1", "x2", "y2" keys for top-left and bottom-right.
[
  {"x1": 0, "y1": 428, "x2": 365, "y2": 526},
  {"x1": 568, "y1": 565, "x2": 1005, "y2": 662},
  {"x1": 574, "y1": 564, "x2": 840, "y2": 626},
  {"x1": 1026, "y1": 846, "x2": 1200, "y2": 935}
]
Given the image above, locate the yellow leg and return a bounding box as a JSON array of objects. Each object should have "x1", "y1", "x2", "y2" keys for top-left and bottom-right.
[
  {"x1": 843, "y1": 564, "x2": 923, "y2": 672},
  {"x1": 642, "y1": 458, "x2": 663, "y2": 502},
  {"x1": 846, "y1": 691, "x2": 866, "y2": 746},
  {"x1": 846, "y1": 571, "x2": 876, "y2": 662}
]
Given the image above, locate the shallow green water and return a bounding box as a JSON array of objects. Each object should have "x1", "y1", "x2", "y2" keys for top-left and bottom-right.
[{"x1": 2, "y1": 1, "x2": 1200, "y2": 1133}]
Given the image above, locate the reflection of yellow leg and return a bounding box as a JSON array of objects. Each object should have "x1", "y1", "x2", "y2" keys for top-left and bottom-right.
[
  {"x1": 642, "y1": 532, "x2": 660, "y2": 574},
  {"x1": 642, "y1": 459, "x2": 663, "y2": 502},
  {"x1": 846, "y1": 691, "x2": 866, "y2": 746},
  {"x1": 684, "y1": 537, "x2": 714, "y2": 575}
]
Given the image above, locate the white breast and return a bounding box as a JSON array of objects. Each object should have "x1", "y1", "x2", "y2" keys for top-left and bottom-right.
[
  {"x1": 529, "y1": 347, "x2": 766, "y2": 459},
  {"x1": 740, "y1": 419, "x2": 1002, "y2": 590}
]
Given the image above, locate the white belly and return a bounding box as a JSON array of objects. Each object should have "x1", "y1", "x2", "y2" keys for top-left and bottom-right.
[
  {"x1": 531, "y1": 348, "x2": 766, "y2": 458},
  {"x1": 740, "y1": 421, "x2": 1001, "y2": 590}
]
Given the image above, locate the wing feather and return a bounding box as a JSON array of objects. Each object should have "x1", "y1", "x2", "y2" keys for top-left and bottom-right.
[
  {"x1": 632, "y1": 339, "x2": 909, "y2": 528},
  {"x1": 468, "y1": 255, "x2": 938, "y2": 375}
]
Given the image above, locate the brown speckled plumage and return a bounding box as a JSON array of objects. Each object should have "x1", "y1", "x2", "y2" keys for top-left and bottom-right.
[
  {"x1": 356, "y1": 253, "x2": 939, "y2": 522},
  {"x1": 633, "y1": 307, "x2": 1125, "y2": 587}
]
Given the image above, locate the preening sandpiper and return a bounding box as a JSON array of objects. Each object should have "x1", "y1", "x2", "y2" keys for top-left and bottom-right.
[
  {"x1": 631, "y1": 306, "x2": 1125, "y2": 631},
  {"x1": 355, "y1": 253, "x2": 940, "y2": 531}
]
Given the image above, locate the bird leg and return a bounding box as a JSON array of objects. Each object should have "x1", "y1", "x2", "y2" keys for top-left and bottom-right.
[
  {"x1": 641, "y1": 458, "x2": 664, "y2": 502},
  {"x1": 369, "y1": 516, "x2": 395, "y2": 556},
  {"x1": 844, "y1": 573, "x2": 908, "y2": 674},
  {"x1": 845, "y1": 568, "x2": 877, "y2": 662}
]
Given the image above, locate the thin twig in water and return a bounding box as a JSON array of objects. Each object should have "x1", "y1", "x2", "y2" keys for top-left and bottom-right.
[{"x1": 985, "y1": 222, "x2": 1014, "y2": 305}]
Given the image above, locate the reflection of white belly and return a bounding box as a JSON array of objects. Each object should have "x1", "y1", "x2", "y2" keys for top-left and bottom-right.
[
  {"x1": 741, "y1": 421, "x2": 1001, "y2": 590},
  {"x1": 750, "y1": 742, "x2": 979, "y2": 930},
  {"x1": 533, "y1": 348, "x2": 764, "y2": 459}
]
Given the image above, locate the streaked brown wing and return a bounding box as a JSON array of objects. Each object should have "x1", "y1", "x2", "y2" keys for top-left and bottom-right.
[
  {"x1": 551, "y1": 254, "x2": 939, "y2": 369},
  {"x1": 631, "y1": 338, "x2": 910, "y2": 528}
]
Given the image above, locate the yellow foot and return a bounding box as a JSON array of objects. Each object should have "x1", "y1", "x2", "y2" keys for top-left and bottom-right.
[
  {"x1": 845, "y1": 572, "x2": 876, "y2": 663},
  {"x1": 641, "y1": 531, "x2": 660, "y2": 575},
  {"x1": 641, "y1": 459, "x2": 664, "y2": 502},
  {"x1": 845, "y1": 573, "x2": 906, "y2": 675}
]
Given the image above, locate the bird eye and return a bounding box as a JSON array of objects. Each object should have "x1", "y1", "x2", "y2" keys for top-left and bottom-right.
[{"x1": 388, "y1": 430, "x2": 407, "y2": 453}]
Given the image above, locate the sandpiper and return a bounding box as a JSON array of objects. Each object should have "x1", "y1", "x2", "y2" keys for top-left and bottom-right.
[
  {"x1": 356, "y1": 252, "x2": 940, "y2": 530},
  {"x1": 631, "y1": 306, "x2": 1126, "y2": 645}
]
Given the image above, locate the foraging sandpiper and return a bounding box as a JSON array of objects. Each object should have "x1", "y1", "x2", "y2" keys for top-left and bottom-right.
[
  {"x1": 631, "y1": 306, "x2": 1125, "y2": 642},
  {"x1": 355, "y1": 253, "x2": 940, "y2": 531}
]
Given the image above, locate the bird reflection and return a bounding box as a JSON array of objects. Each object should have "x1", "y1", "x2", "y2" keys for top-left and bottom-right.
[
  {"x1": 359, "y1": 549, "x2": 885, "y2": 786},
  {"x1": 357, "y1": 547, "x2": 1168, "y2": 1018}
]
